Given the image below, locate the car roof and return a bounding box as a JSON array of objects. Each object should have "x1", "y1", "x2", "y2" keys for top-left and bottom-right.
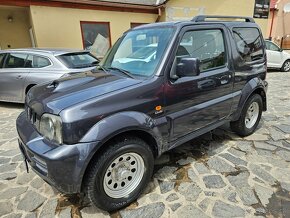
[{"x1": 0, "y1": 48, "x2": 90, "y2": 56}]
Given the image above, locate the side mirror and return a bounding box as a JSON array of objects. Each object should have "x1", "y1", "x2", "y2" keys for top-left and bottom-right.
[{"x1": 176, "y1": 57, "x2": 200, "y2": 77}]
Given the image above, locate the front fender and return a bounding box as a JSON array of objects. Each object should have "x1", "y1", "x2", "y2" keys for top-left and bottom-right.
[
  {"x1": 80, "y1": 111, "x2": 163, "y2": 154},
  {"x1": 231, "y1": 77, "x2": 267, "y2": 121}
]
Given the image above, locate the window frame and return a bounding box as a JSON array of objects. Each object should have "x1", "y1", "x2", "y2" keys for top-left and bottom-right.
[
  {"x1": 80, "y1": 21, "x2": 112, "y2": 58},
  {"x1": 232, "y1": 27, "x2": 265, "y2": 63},
  {"x1": 172, "y1": 27, "x2": 228, "y2": 76},
  {"x1": 265, "y1": 41, "x2": 280, "y2": 52},
  {"x1": 3, "y1": 53, "x2": 29, "y2": 69},
  {"x1": 0, "y1": 53, "x2": 7, "y2": 68}
]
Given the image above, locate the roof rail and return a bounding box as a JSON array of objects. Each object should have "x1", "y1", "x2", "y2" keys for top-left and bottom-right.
[{"x1": 191, "y1": 15, "x2": 255, "y2": 23}]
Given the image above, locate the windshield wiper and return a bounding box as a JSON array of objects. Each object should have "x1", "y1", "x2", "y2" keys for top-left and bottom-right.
[
  {"x1": 96, "y1": 64, "x2": 109, "y2": 74},
  {"x1": 107, "y1": 67, "x2": 135, "y2": 79}
]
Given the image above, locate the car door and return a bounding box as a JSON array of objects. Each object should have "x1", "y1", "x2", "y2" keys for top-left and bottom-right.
[
  {"x1": 265, "y1": 41, "x2": 283, "y2": 68},
  {"x1": 165, "y1": 25, "x2": 234, "y2": 142},
  {"x1": 0, "y1": 53, "x2": 29, "y2": 102}
]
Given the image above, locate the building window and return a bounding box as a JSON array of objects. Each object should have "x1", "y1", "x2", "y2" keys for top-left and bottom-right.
[
  {"x1": 131, "y1": 23, "x2": 148, "y2": 28},
  {"x1": 80, "y1": 21, "x2": 111, "y2": 58}
]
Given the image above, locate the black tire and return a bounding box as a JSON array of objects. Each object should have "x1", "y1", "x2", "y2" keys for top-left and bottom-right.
[
  {"x1": 230, "y1": 94, "x2": 263, "y2": 137},
  {"x1": 83, "y1": 136, "x2": 154, "y2": 212},
  {"x1": 281, "y1": 60, "x2": 290, "y2": 72}
]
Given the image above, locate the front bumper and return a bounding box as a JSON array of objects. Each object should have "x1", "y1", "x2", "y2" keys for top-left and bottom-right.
[{"x1": 16, "y1": 111, "x2": 99, "y2": 194}]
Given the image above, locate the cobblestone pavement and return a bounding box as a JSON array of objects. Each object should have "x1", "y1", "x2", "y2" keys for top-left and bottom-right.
[{"x1": 1, "y1": 71, "x2": 290, "y2": 218}]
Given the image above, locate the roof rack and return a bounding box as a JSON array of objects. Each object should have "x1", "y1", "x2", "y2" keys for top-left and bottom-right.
[{"x1": 191, "y1": 15, "x2": 255, "y2": 23}]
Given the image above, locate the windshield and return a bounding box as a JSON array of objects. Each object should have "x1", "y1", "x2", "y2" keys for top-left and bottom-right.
[
  {"x1": 101, "y1": 27, "x2": 174, "y2": 77},
  {"x1": 57, "y1": 52, "x2": 99, "y2": 69}
]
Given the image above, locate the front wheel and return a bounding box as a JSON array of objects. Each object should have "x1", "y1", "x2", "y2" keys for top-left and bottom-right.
[
  {"x1": 84, "y1": 137, "x2": 154, "y2": 212},
  {"x1": 281, "y1": 60, "x2": 290, "y2": 72},
  {"x1": 230, "y1": 94, "x2": 263, "y2": 137}
]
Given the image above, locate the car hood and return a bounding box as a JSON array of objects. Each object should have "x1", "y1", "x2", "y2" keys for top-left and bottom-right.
[{"x1": 26, "y1": 71, "x2": 142, "y2": 115}]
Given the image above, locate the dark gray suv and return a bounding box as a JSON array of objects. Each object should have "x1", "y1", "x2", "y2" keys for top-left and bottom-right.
[{"x1": 17, "y1": 16, "x2": 268, "y2": 211}]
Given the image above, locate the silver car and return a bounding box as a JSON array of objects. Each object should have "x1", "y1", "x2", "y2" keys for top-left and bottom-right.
[{"x1": 0, "y1": 48, "x2": 99, "y2": 103}]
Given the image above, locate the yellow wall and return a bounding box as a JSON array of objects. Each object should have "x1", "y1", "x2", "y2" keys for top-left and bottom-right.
[
  {"x1": 0, "y1": 6, "x2": 32, "y2": 49},
  {"x1": 162, "y1": 0, "x2": 269, "y2": 36},
  {"x1": 30, "y1": 5, "x2": 157, "y2": 49}
]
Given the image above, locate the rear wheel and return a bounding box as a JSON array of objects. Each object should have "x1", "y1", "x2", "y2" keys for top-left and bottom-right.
[
  {"x1": 84, "y1": 137, "x2": 154, "y2": 212},
  {"x1": 281, "y1": 60, "x2": 290, "y2": 72},
  {"x1": 230, "y1": 94, "x2": 263, "y2": 137}
]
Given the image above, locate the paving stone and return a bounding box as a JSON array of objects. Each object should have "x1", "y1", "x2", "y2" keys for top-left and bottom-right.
[
  {"x1": 0, "y1": 186, "x2": 28, "y2": 199},
  {"x1": 154, "y1": 166, "x2": 177, "y2": 180},
  {"x1": 59, "y1": 207, "x2": 71, "y2": 218},
  {"x1": 159, "y1": 181, "x2": 175, "y2": 194},
  {"x1": 219, "y1": 153, "x2": 247, "y2": 166},
  {"x1": 227, "y1": 192, "x2": 238, "y2": 203},
  {"x1": 269, "y1": 128, "x2": 287, "y2": 141},
  {"x1": 169, "y1": 203, "x2": 181, "y2": 211},
  {"x1": 39, "y1": 198, "x2": 58, "y2": 218},
  {"x1": 254, "y1": 184, "x2": 274, "y2": 207},
  {"x1": 80, "y1": 206, "x2": 110, "y2": 218},
  {"x1": 208, "y1": 142, "x2": 229, "y2": 155},
  {"x1": 12, "y1": 154, "x2": 24, "y2": 162},
  {"x1": 254, "y1": 141, "x2": 277, "y2": 151},
  {"x1": 204, "y1": 191, "x2": 218, "y2": 197},
  {"x1": 17, "y1": 190, "x2": 46, "y2": 212},
  {"x1": 176, "y1": 204, "x2": 210, "y2": 218},
  {"x1": 0, "y1": 172, "x2": 17, "y2": 180},
  {"x1": 0, "y1": 182, "x2": 8, "y2": 190},
  {"x1": 24, "y1": 213, "x2": 37, "y2": 218},
  {"x1": 227, "y1": 148, "x2": 245, "y2": 158},
  {"x1": 31, "y1": 177, "x2": 44, "y2": 189},
  {"x1": 236, "y1": 141, "x2": 253, "y2": 152},
  {"x1": 148, "y1": 193, "x2": 160, "y2": 202},
  {"x1": 227, "y1": 171, "x2": 250, "y2": 188},
  {"x1": 199, "y1": 198, "x2": 211, "y2": 212},
  {"x1": 0, "y1": 149, "x2": 19, "y2": 157},
  {"x1": 244, "y1": 134, "x2": 269, "y2": 141},
  {"x1": 281, "y1": 182, "x2": 290, "y2": 192},
  {"x1": 120, "y1": 202, "x2": 165, "y2": 218},
  {"x1": 177, "y1": 157, "x2": 195, "y2": 166},
  {"x1": 0, "y1": 163, "x2": 17, "y2": 173},
  {"x1": 194, "y1": 162, "x2": 211, "y2": 174},
  {"x1": 212, "y1": 200, "x2": 245, "y2": 218},
  {"x1": 203, "y1": 175, "x2": 226, "y2": 189},
  {"x1": 207, "y1": 156, "x2": 237, "y2": 173},
  {"x1": 178, "y1": 182, "x2": 202, "y2": 201},
  {"x1": 2, "y1": 213, "x2": 22, "y2": 218},
  {"x1": 0, "y1": 157, "x2": 10, "y2": 165},
  {"x1": 276, "y1": 150, "x2": 290, "y2": 162},
  {"x1": 17, "y1": 172, "x2": 36, "y2": 185},
  {"x1": 188, "y1": 168, "x2": 199, "y2": 182},
  {"x1": 256, "y1": 149, "x2": 273, "y2": 157},
  {"x1": 236, "y1": 187, "x2": 259, "y2": 206},
  {"x1": 0, "y1": 201, "x2": 13, "y2": 217},
  {"x1": 249, "y1": 164, "x2": 277, "y2": 185},
  {"x1": 166, "y1": 193, "x2": 179, "y2": 202}
]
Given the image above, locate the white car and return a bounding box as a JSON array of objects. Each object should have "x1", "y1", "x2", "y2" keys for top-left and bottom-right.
[{"x1": 265, "y1": 40, "x2": 290, "y2": 72}]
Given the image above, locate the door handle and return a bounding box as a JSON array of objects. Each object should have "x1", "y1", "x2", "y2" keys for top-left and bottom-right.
[{"x1": 17, "y1": 75, "x2": 22, "y2": 79}]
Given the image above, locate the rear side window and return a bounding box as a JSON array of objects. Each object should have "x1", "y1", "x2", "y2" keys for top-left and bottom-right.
[
  {"x1": 4, "y1": 53, "x2": 27, "y2": 68},
  {"x1": 233, "y1": 27, "x2": 264, "y2": 62},
  {"x1": 265, "y1": 41, "x2": 280, "y2": 51},
  {"x1": 26, "y1": 55, "x2": 51, "y2": 68},
  {"x1": 57, "y1": 53, "x2": 99, "y2": 69}
]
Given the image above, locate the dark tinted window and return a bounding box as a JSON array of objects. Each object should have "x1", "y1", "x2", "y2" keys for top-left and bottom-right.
[
  {"x1": 57, "y1": 53, "x2": 99, "y2": 69},
  {"x1": 233, "y1": 28, "x2": 264, "y2": 62},
  {"x1": 176, "y1": 29, "x2": 226, "y2": 72},
  {"x1": 4, "y1": 53, "x2": 27, "y2": 68},
  {"x1": 0, "y1": 53, "x2": 5, "y2": 67},
  {"x1": 26, "y1": 55, "x2": 51, "y2": 68}
]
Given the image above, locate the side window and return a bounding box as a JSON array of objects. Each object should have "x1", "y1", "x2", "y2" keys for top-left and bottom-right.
[
  {"x1": 0, "y1": 53, "x2": 6, "y2": 68},
  {"x1": 4, "y1": 53, "x2": 27, "y2": 68},
  {"x1": 176, "y1": 29, "x2": 226, "y2": 73},
  {"x1": 233, "y1": 27, "x2": 264, "y2": 62},
  {"x1": 265, "y1": 41, "x2": 280, "y2": 52},
  {"x1": 26, "y1": 55, "x2": 51, "y2": 68}
]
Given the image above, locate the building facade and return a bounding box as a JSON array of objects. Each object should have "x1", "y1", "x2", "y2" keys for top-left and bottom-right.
[{"x1": 0, "y1": 0, "x2": 271, "y2": 57}]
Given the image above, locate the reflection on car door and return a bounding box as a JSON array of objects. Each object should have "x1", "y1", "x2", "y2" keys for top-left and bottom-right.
[
  {"x1": 265, "y1": 41, "x2": 283, "y2": 68},
  {"x1": 0, "y1": 53, "x2": 30, "y2": 102},
  {"x1": 165, "y1": 26, "x2": 234, "y2": 142}
]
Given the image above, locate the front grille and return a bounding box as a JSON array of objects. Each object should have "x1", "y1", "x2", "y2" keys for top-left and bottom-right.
[{"x1": 26, "y1": 106, "x2": 39, "y2": 128}]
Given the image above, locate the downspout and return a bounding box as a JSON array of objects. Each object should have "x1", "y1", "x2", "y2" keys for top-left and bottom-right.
[
  {"x1": 156, "y1": 7, "x2": 163, "y2": 22},
  {"x1": 269, "y1": 9, "x2": 275, "y2": 40}
]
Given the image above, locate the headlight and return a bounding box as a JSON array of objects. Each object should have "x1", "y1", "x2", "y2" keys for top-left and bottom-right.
[{"x1": 39, "y1": 113, "x2": 63, "y2": 144}]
